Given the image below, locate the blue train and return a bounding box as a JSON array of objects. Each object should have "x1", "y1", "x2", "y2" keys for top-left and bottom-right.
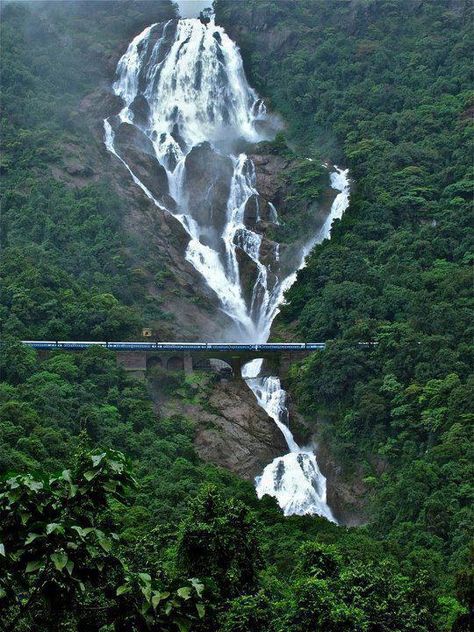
[{"x1": 21, "y1": 340, "x2": 328, "y2": 351}]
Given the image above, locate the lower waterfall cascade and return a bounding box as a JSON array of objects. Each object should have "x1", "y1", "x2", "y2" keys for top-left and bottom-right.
[
  {"x1": 243, "y1": 360, "x2": 336, "y2": 521},
  {"x1": 104, "y1": 14, "x2": 350, "y2": 519}
]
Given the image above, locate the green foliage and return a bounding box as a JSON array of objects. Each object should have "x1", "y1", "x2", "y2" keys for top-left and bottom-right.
[
  {"x1": 282, "y1": 556, "x2": 435, "y2": 632},
  {"x1": 219, "y1": 593, "x2": 273, "y2": 632},
  {"x1": 0, "y1": 0, "x2": 180, "y2": 340},
  {"x1": 176, "y1": 486, "x2": 262, "y2": 600},
  {"x1": 272, "y1": 158, "x2": 328, "y2": 242},
  {"x1": 1, "y1": 340, "x2": 438, "y2": 629},
  {"x1": 1, "y1": 0, "x2": 472, "y2": 629},
  {"x1": 0, "y1": 445, "x2": 440, "y2": 631},
  {"x1": 0, "y1": 446, "x2": 205, "y2": 631}
]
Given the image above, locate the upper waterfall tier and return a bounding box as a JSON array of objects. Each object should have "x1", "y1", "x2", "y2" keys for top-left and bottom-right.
[
  {"x1": 114, "y1": 19, "x2": 268, "y2": 167},
  {"x1": 106, "y1": 17, "x2": 294, "y2": 341}
]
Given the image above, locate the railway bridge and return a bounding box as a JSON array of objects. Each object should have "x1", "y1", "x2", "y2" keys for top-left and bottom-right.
[{"x1": 22, "y1": 341, "x2": 330, "y2": 380}]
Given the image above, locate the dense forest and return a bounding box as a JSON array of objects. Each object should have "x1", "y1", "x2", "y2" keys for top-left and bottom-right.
[
  {"x1": 1, "y1": 0, "x2": 473, "y2": 630},
  {"x1": 217, "y1": 0, "x2": 474, "y2": 604}
]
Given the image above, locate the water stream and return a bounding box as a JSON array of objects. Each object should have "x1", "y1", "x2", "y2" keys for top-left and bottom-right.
[{"x1": 104, "y1": 15, "x2": 349, "y2": 519}]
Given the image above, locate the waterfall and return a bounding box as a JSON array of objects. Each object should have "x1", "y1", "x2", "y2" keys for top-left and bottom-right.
[
  {"x1": 104, "y1": 16, "x2": 350, "y2": 520},
  {"x1": 244, "y1": 360, "x2": 335, "y2": 520}
]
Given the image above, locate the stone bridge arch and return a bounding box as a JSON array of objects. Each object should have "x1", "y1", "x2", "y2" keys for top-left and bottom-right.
[
  {"x1": 167, "y1": 356, "x2": 184, "y2": 371},
  {"x1": 192, "y1": 357, "x2": 234, "y2": 378},
  {"x1": 146, "y1": 356, "x2": 163, "y2": 371}
]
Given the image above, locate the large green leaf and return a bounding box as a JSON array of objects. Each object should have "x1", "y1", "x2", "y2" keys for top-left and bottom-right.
[
  {"x1": 25, "y1": 479, "x2": 43, "y2": 492},
  {"x1": 26, "y1": 559, "x2": 42, "y2": 573},
  {"x1": 108, "y1": 459, "x2": 124, "y2": 473},
  {"x1": 177, "y1": 586, "x2": 191, "y2": 600},
  {"x1": 25, "y1": 532, "x2": 42, "y2": 545},
  {"x1": 190, "y1": 577, "x2": 204, "y2": 597},
  {"x1": 92, "y1": 453, "x2": 106, "y2": 467},
  {"x1": 98, "y1": 538, "x2": 112, "y2": 553},
  {"x1": 138, "y1": 572, "x2": 151, "y2": 583},
  {"x1": 50, "y1": 552, "x2": 68, "y2": 571},
  {"x1": 116, "y1": 584, "x2": 131, "y2": 596},
  {"x1": 151, "y1": 590, "x2": 170, "y2": 609}
]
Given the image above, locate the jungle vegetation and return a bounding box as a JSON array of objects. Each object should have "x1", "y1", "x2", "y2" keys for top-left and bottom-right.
[
  {"x1": 216, "y1": 0, "x2": 473, "y2": 626},
  {"x1": 1, "y1": 0, "x2": 473, "y2": 630}
]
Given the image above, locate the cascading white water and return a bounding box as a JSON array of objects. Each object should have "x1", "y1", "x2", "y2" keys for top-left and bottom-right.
[
  {"x1": 243, "y1": 170, "x2": 349, "y2": 519},
  {"x1": 105, "y1": 15, "x2": 350, "y2": 520},
  {"x1": 244, "y1": 360, "x2": 335, "y2": 520},
  {"x1": 106, "y1": 17, "x2": 281, "y2": 340}
]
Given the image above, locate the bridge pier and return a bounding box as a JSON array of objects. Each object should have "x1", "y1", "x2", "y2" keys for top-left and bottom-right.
[
  {"x1": 116, "y1": 351, "x2": 147, "y2": 379},
  {"x1": 229, "y1": 356, "x2": 243, "y2": 380},
  {"x1": 183, "y1": 354, "x2": 193, "y2": 375}
]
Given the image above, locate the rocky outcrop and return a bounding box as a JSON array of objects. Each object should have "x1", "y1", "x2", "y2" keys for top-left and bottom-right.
[
  {"x1": 156, "y1": 375, "x2": 288, "y2": 480},
  {"x1": 183, "y1": 142, "x2": 234, "y2": 238},
  {"x1": 286, "y1": 401, "x2": 369, "y2": 527},
  {"x1": 112, "y1": 121, "x2": 172, "y2": 206},
  {"x1": 196, "y1": 380, "x2": 288, "y2": 479},
  {"x1": 250, "y1": 153, "x2": 290, "y2": 214},
  {"x1": 234, "y1": 247, "x2": 259, "y2": 307},
  {"x1": 243, "y1": 193, "x2": 259, "y2": 227},
  {"x1": 315, "y1": 438, "x2": 369, "y2": 527}
]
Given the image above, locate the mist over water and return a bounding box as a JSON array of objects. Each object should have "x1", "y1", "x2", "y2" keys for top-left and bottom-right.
[
  {"x1": 175, "y1": 0, "x2": 212, "y2": 19},
  {"x1": 104, "y1": 15, "x2": 349, "y2": 518}
]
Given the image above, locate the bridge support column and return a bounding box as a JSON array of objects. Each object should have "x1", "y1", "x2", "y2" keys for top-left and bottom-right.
[
  {"x1": 183, "y1": 354, "x2": 193, "y2": 375},
  {"x1": 230, "y1": 356, "x2": 243, "y2": 380},
  {"x1": 116, "y1": 351, "x2": 147, "y2": 379}
]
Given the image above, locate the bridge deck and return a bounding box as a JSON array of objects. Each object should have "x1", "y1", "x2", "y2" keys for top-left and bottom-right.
[{"x1": 21, "y1": 341, "x2": 326, "y2": 352}]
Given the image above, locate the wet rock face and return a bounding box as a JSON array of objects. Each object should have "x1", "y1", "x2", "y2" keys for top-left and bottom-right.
[
  {"x1": 250, "y1": 153, "x2": 290, "y2": 212},
  {"x1": 243, "y1": 193, "x2": 259, "y2": 227},
  {"x1": 129, "y1": 94, "x2": 150, "y2": 127},
  {"x1": 305, "y1": 422, "x2": 369, "y2": 527},
  {"x1": 114, "y1": 121, "x2": 155, "y2": 156},
  {"x1": 234, "y1": 246, "x2": 260, "y2": 307},
  {"x1": 113, "y1": 122, "x2": 170, "y2": 200},
  {"x1": 157, "y1": 377, "x2": 288, "y2": 480},
  {"x1": 202, "y1": 381, "x2": 287, "y2": 479},
  {"x1": 183, "y1": 142, "x2": 234, "y2": 235}
]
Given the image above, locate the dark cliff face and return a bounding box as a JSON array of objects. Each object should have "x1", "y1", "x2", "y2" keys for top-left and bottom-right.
[
  {"x1": 149, "y1": 371, "x2": 288, "y2": 480},
  {"x1": 114, "y1": 122, "x2": 171, "y2": 200},
  {"x1": 75, "y1": 84, "x2": 236, "y2": 340}
]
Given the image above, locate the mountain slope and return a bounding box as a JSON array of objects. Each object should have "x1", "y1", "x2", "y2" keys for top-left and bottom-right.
[{"x1": 215, "y1": 0, "x2": 473, "y2": 610}]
